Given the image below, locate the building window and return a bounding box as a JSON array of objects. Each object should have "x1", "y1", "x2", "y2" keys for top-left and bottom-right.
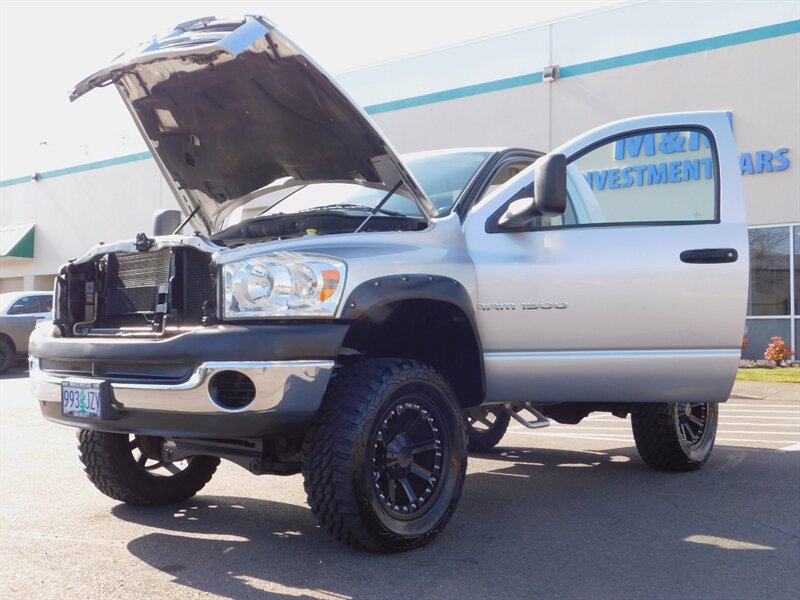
[
  {"x1": 794, "y1": 226, "x2": 800, "y2": 315},
  {"x1": 744, "y1": 224, "x2": 799, "y2": 360}
]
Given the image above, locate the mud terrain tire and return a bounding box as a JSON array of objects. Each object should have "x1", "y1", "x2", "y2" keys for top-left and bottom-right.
[
  {"x1": 303, "y1": 359, "x2": 468, "y2": 552},
  {"x1": 631, "y1": 402, "x2": 718, "y2": 471},
  {"x1": 78, "y1": 430, "x2": 220, "y2": 505}
]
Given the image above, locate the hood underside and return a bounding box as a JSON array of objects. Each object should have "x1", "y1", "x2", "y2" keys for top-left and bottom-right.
[{"x1": 71, "y1": 16, "x2": 433, "y2": 233}]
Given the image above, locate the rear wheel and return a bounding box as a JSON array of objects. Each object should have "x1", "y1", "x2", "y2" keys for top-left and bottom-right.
[
  {"x1": 631, "y1": 402, "x2": 718, "y2": 471},
  {"x1": 77, "y1": 430, "x2": 220, "y2": 505},
  {"x1": 465, "y1": 407, "x2": 510, "y2": 451},
  {"x1": 303, "y1": 359, "x2": 468, "y2": 552}
]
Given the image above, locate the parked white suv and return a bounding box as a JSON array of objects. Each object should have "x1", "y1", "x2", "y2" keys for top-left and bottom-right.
[{"x1": 29, "y1": 16, "x2": 748, "y2": 551}]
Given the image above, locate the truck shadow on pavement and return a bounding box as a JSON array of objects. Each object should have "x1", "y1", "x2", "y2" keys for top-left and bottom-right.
[{"x1": 113, "y1": 444, "x2": 799, "y2": 600}]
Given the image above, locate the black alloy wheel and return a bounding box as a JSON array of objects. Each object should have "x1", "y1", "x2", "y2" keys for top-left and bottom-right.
[
  {"x1": 676, "y1": 402, "x2": 712, "y2": 449},
  {"x1": 371, "y1": 395, "x2": 446, "y2": 518}
]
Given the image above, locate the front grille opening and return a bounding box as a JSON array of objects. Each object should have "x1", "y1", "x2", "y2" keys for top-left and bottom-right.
[
  {"x1": 103, "y1": 249, "x2": 171, "y2": 324},
  {"x1": 61, "y1": 246, "x2": 214, "y2": 335},
  {"x1": 208, "y1": 370, "x2": 256, "y2": 409}
]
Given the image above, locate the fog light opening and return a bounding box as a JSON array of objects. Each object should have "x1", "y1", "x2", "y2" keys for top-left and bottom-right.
[{"x1": 208, "y1": 370, "x2": 256, "y2": 410}]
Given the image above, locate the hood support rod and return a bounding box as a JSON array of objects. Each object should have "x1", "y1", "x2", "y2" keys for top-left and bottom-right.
[
  {"x1": 173, "y1": 206, "x2": 202, "y2": 235},
  {"x1": 354, "y1": 180, "x2": 404, "y2": 234}
]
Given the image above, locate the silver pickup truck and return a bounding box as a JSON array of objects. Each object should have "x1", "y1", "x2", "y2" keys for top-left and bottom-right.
[{"x1": 29, "y1": 16, "x2": 748, "y2": 551}]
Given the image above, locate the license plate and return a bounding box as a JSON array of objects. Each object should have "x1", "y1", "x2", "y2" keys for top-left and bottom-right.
[{"x1": 61, "y1": 380, "x2": 104, "y2": 418}]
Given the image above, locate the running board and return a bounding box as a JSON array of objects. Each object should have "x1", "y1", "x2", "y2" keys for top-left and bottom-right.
[{"x1": 503, "y1": 403, "x2": 551, "y2": 429}]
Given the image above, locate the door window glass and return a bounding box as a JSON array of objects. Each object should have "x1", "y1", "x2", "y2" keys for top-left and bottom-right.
[
  {"x1": 7, "y1": 295, "x2": 42, "y2": 315},
  {"x1": 480, "y1": 161, "x2": 534, "y2": 201},
  {"x1": 38, "y1": 295, "x2": 53, "y2": 313},
  {"x1": 564, "y1": 129, "x2": 717, "y2": 226}
]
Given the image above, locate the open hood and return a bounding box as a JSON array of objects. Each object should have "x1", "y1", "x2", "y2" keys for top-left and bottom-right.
[{"x1": 71, "y1": 16, "x2": 434, "y2": 233}]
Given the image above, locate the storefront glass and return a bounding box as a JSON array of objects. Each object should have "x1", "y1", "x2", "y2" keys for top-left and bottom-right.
[
  {"x1": 744, "y1": 224, "x2": 799, "y2": 361},
  {"x1": 748, "y1": 227, "x2": 790, "y2": 316}
]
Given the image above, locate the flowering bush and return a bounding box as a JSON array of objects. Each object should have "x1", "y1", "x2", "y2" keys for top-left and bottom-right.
[{"x1": 763, "y1": 336, "x2": 794, "y2": 366}]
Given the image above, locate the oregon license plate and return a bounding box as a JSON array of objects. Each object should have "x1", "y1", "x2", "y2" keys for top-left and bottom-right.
[{"x1": 61, "y1": 379, "x2": 104, "y2": 418}]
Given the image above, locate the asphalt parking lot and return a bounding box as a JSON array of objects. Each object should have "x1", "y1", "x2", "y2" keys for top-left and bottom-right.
[{"x1": 1, "y1": 367, "x2": 798, "y2": 600}]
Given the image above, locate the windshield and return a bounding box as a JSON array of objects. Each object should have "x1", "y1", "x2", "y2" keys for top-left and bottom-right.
[
  {"x1": 405, "y1": 151, "x2": 492, "y2": 214},
  {"x1": 228, "y1": 150, "x2": 493, "y2": 225}
]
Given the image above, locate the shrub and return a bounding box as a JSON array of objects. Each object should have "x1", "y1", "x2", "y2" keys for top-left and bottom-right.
[{"x1": 763, "y1": 336, "x2": 794, "y2": 366}]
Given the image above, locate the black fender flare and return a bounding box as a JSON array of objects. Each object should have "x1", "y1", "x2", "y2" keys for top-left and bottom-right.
[{"x1": 340, "y1": 274, "x2": 485, "y2": 404}]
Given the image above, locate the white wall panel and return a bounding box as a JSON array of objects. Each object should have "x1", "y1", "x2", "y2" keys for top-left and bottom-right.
[{"x1": 551, "y1": 0, "x2": 798, "y2": 67}]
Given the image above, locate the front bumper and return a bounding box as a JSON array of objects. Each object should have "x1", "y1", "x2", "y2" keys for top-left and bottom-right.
[
  {"x1": 32, "y1": 360, "x2": 334, "y2": 437},
  {"x1": 30, "y1": 323, "x2": 347, "y2": 437}
]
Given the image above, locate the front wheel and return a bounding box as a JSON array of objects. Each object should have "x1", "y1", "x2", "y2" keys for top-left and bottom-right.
[
  {"x1": 78, "y1": 430, "x2": 220, "y2": 505},
  {"x1": 631, "y1": 402, "x2": 718, "y2": 471},
  {"x1": 303, "y1": 359, "x2": 468, "y2": 552}
]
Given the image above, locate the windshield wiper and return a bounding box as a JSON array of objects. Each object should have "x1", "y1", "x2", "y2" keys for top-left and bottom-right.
[{"x1": 299, "y1": 203, "x2": 406, "y2": 217}]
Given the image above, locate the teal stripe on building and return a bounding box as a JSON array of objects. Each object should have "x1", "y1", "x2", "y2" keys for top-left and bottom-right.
[{"x1": 1, "y1": 152, "x2": 152, "y2": 188}]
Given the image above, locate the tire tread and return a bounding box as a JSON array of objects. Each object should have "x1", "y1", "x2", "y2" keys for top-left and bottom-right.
[
  {"x1": 78, "y1": 430, "x2": 219, "y2": 505},
  {"x1": 631, "y1": 403, "x2": 714, "y2": 472},
  {"x1": 302, "y1": 358, "x2": 467, "y2": 552}
]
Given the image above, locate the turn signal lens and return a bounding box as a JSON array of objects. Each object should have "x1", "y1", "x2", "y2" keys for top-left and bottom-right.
[{"x1": 320, "y1": 269, "x2": 340, "y2": 302}]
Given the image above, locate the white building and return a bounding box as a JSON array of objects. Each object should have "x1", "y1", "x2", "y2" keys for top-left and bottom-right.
[{"x1": 1, "y1": 0, "x2": 798, "y2": 357}]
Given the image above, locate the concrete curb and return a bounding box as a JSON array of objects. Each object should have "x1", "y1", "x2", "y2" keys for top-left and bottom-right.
[{"x1": 730, "y1": 381, "x2": 800, "y2": 402}]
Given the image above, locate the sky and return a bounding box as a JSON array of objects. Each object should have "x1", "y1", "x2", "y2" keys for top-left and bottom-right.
[{"x1": 0, "y1": 0, "x2": 627, "y2": 179}]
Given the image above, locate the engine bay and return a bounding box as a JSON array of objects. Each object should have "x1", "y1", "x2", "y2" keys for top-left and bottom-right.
[{"x1": 211, "y1": 211, "x2": 427, "y2": 247}]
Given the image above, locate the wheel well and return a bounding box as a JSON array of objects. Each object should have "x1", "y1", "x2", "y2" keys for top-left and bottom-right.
[
  {"x1": 341, "y1": 299, "x2": 484, "y2": 408},
  {"x1": 0, "y1": 333, "x2": 15, "y2": 354}
]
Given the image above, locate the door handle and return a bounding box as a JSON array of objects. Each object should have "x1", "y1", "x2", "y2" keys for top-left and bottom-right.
[{"x1": 680, "y1": 248, "x2": 738, "y2": 264}]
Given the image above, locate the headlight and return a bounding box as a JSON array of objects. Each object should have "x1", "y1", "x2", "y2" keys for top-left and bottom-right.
[{"x1": 222, "y1": 253, "x2": 346, "y2": 318}]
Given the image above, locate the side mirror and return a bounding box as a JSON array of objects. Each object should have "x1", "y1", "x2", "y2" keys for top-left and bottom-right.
[
  {"x1": 152, "y1": 209, "x2": 182, "y2": 236},
  {"x1": 498, "y1": 153, "x2": 567, "y2": 229},
  {"x1": 533, "y1": 153, "x2": 567, "y2": 217}
]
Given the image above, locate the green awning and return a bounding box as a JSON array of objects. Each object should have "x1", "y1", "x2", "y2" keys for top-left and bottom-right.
[{"x1": 0, "y1": 222, "x2": 35, "y2": 258}]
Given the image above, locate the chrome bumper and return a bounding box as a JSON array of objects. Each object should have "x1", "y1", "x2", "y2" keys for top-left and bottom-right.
[{"x1": 31, "y1": 359, "x2": 334, "y2": 431}]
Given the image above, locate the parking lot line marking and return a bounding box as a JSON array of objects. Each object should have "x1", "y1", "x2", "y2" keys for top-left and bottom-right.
[
  {"x1": 538, "y1": 426, "x2": 797, "y2": 437},
  {"x1": 715, "y1": 438, "x2": 794, "y2": 444},
  {"x1": 779, "y1": 442, "x2": 800, "y2": 452},
  {"x1": 581, "y1": 416, "x2": 800, "y2": 424},
  {"x1": 542, "y1": 426, "x2": 633, "y2": 431},
  {"x1": 719, "y1": 416, "x2": 800, "y2": 420},
  {"x1": 712, "y1": 431, "x2": 800, "y2": 437},
  {"x1": 719, "y1": 423, "x2": 800, "y2": 427},
  {"x1": 541, "y1": 423, "x2": 799, "y2": 437},
  {"x1": 725, "y1": 404, "x2": 800, "y2": 409},
  {"x1": 506, "y1": 430, "x2": 633, "y2": 441},
  {"x1": 505, "y1": 430, "x2": 792, "y2": 446},
  {"x1": 718, "y1": 409, "x2": 800, "y2": 413}
]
